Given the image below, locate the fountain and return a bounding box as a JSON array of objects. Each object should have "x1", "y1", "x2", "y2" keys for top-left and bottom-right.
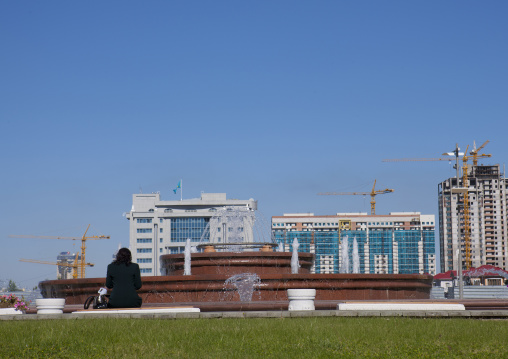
[
  {"x1": 339, "y1": 235, "x2": 349, "y2": 274},
  {"x1": 38, "y1": 206, "x2": 433, "y2": 310},
  {"x1": 291, "y1": 238, "x2": 300, "y2": 274},
  {"x1": 352, "y1": 237, "x2": 360, "y2": 274},
  {"x1": 224, "y1": 273, "x2": 261, "y2": 301},
  {"x1": 184, "y1": 238, "x2": 191, "y2": 276}
]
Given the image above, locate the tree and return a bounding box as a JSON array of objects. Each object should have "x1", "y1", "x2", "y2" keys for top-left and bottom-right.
[{"x1": 7, "y1": 280, "x2": 19, "y2": 292}]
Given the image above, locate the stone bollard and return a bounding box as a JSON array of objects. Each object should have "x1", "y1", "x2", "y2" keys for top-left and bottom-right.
[
  {"x1": 36, "y1": 298, "x2": 65, "y2": 314},
  {"x1": 287, "y1": 289, "x2": 316, "y2": 311}
]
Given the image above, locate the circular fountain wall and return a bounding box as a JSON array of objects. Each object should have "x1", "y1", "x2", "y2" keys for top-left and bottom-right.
[
  {"x1": 39, "y1": 250, "x2": 432, "y2": 307},
  {"x1": 162, "y1": 252, "x2": 314, "y2": 276}
]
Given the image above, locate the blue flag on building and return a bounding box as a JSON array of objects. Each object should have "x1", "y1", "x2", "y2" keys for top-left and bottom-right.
[{"x1": 173, "y1": 180, "x2": 181, "y2": 194}]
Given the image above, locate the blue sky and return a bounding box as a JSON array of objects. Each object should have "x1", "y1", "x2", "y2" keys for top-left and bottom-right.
[{"x1": 1, "y1": 1, "x2": 507, "y2": 289}]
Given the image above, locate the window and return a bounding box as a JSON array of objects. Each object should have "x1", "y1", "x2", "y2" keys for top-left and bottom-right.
[
  {"x1": 137, "y1": 258, "x2": 152, "y2": 264},
  {"x1": 160, "y1": 228, "x2": 163, "y2": 233},
  {"x1": 137, "y1": 238, "x2": 152, "y2": 244},
  {"x1": 170, "y1": 247, "x2": 184, "y2": 254},
  {"x1": 160, "y1": 219, "x2": 163, "y2": 223},
  {"x1": 140, "y1": 268, "x2": 152, "y2": 274},
  {"x1": 137, "y1": 228, "x2": 152, "y2": 233},
  {"x1": 148, "y1": 209, "x2": 154, "y2": 212},
  {"x1": 137, "y1": 218, "x2": 152, "y2": 223},
  {"x1": 137, "y1": 248, "x2": 152, "y2": 253},
  {"x1": 160, "y1": 238, "x2": 163, "y2": 243}
]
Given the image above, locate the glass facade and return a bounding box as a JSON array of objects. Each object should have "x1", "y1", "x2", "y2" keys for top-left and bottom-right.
[
  {"x1": 170, "y1": 217, "x2": 210, "y2": 243},
  {"x1": 273, "y1": 228, "x2": 435, "y2": 274},
  {"x1": 422, "y1": 229, "x2": 435, "y2": 274},
  {"x1": 395, "y1": 230, "x2": 420, "y2": 274},
  {"x1": 274, "y1": 231, "x2": 341, "y2": 274}
]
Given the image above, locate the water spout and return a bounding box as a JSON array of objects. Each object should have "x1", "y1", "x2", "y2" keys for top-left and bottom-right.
[
  {"x1": 225, "y1": 273, "x2": 260, "y2": 301},
  {"x1": 184, "y1": 238, "x2": 191, "y2": 275},
  {"x1": 352, "y1": 237, "x2": 360, "y2": 274},
  {"x1": 291, "y1": 238, "x2": 300, "y2": 274},
  {"x1": 340, "y1": 235, "x2": 349, "y2": 274},
  {"x1": 277, "y1": 242, "x2": 284, "y2": 252}
]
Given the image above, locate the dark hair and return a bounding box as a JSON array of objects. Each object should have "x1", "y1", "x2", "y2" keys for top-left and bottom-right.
[{"x1": 113, "y1": 248, "x2": 132, "y2": 265}]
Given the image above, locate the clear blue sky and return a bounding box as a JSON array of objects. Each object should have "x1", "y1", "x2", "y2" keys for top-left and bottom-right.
[{"x1": 1, "y1": 1, "x2": 507, "y2": 289}]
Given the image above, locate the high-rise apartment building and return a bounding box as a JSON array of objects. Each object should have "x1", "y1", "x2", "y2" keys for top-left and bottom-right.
[
  {"x1": 272, "y1": 212, "x2": 436, "y2": 275},
  {"x1": 439, "y1": 164, "x2": 508, "y2": 272},
  {"x1": 125, "y1": 193, "x2": 257, "y2": 276}
]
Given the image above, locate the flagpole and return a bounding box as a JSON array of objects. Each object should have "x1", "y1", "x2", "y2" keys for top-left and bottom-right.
[{"x1": 180, "y1": 179, "x2": 183, "y2": 201}]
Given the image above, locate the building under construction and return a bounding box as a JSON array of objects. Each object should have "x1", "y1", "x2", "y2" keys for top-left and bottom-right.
[
  {"x1": 439, "y1": 164, "x2": 508, "y2": 272},
  {"x1": 56, "y1": 252, "x2": 81, "y2": 280},
  {"x1": 272, "y1": 212, "x2": 436, "y2": 275}
]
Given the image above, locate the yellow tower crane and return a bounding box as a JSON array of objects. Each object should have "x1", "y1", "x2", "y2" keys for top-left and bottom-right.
[
  {"x1": 460, "y1": 145, "x2": 472, "y2": 270},
  {"x1": 318, "y1": 179, "x2": 394, "y2": 215},
  {"x1": 382, "y1": 140, "x2": 490, "y2": 165},
  {"x1": 460, "y1": 143, "x2": 491, "y2": 270},
  {"x1": 470, "y1": 140, "x2": 491, "y2": 166},
  {"x1": 10, "y1": 224, "x2": 109, "y2": 279},
  {"x1": 19, "y1": 255, "x2": 94, "y2": 280},
  {"x1": 382, "y1": 157, "x2": 452, "y2": 163}
]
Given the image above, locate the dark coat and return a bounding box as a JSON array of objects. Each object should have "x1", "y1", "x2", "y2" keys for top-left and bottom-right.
[{"x1": 106, "y1": 262, "x2": 142, "y2": 308}]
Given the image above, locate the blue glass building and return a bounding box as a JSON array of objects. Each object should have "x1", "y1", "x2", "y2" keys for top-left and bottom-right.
[{"x1": 272, "y1": 212, "x2": 436, "y2": 275}]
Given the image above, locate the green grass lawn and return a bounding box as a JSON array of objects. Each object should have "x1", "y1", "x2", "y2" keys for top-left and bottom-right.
[{"x1": 1, "y1": 317, "x2": 507, "y2": 358}]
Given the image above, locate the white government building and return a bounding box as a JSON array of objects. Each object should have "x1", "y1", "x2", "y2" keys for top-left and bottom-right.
[{"x1": 125, "y1": 192, "x2": 257, "y2": 275}]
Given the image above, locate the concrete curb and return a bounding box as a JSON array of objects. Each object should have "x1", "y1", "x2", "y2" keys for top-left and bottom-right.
[{"x1": 2, "y1": 310, "x2": 508, "y2": 320}]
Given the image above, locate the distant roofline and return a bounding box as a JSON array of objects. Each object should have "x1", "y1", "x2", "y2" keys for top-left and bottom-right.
[{"x1": 273, "y1": 212, "x2": 430, "y2": 219}]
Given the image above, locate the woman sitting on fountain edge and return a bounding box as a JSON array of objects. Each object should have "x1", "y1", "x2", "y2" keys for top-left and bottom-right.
[{"x1": 106, "y1": 248, "x2": 142, "y2": 308}]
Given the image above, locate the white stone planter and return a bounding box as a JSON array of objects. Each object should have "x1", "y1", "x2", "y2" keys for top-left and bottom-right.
[
  {"x1": 287, "y1": 289, "x2": 316, "y2": 311},
  {"x1": 36, "y1": 298, "x2": 65, "y2": 314},
  {"x1": 0, "y1": 307, "x2": 23, "y2": 315}
]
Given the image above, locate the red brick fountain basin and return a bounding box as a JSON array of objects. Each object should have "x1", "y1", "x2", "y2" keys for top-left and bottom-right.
[{"x1": 38, "y1": 251, "x2": 433, "y2": 307}]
